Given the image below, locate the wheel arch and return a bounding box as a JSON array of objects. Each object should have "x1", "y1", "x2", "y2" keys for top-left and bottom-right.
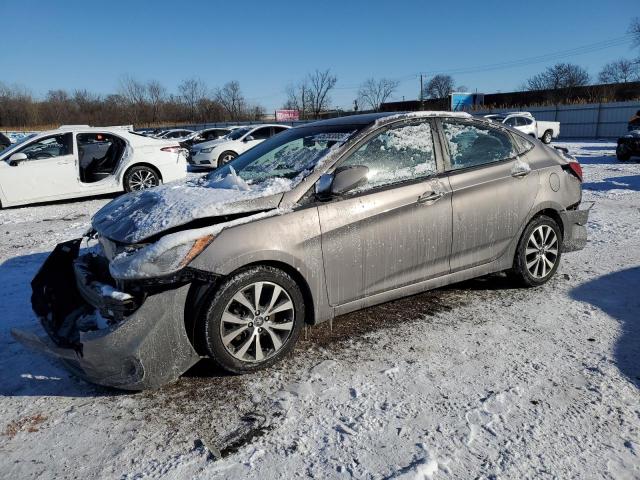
[
  {"x1": 217, "y1": 149, "x2": 238, "y2": 164},
  {"x1": 184, "y1": 259, "x2": 317, "y2": 356},
  {"x1": 122, "y1": 162, "x2": 163, "y2": 187}
]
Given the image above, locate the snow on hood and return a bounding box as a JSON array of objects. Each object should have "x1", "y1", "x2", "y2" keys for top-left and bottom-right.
[{"x1": 92, "y1": 169, "x2": 292, "y2": 244}]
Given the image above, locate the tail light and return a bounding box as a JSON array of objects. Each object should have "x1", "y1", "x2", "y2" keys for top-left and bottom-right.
[
  {"x1": 161, "y1": 146, "x2": 181, "y2": 153},
  {"x1": 563, "y1": 161, "x2": 583, "y2": 182}
]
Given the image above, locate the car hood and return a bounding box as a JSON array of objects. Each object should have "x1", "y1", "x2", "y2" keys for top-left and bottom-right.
[{"x1": 92, "y1": 171, "x2": 292, "y2": 244}]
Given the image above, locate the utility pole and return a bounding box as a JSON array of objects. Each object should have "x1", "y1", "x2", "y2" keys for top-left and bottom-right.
[{"x1": 419, "y1": 74, "x2": 424, "y2": 110}]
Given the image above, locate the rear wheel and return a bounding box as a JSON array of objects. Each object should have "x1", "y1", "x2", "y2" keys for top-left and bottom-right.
[
  {"x1": 199, "y1": 266, "x2": 305, "y2": 373},
  {"x1": 541, "y1": 130, "x2": 553, "y2": 144},
  {"x1": 124, "y1": 165, "x2": 161, "y2": 192},
  {"x1": 511, "y1": 215, "x2": 562, "y2": 287}
]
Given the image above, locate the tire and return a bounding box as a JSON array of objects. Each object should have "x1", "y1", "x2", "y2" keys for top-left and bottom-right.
[
  {"x1": 218, "y1": 151, "x2": 237, "y2": 166},
  {"x1": 199, "y1": 266, "x2": 305, "y2": 374},
  {"x1": 616, "y1": 146, "x2": 631, "y2": 162},
  {"x1": 511, "y1": 215, "x2": 563, "y2": 287},
  {"x1": 541, "y1": 130, "x2": 553, "y2": 144},
  {"x1": 124, "y1": 165, "x2": 161, "y2": 192}
]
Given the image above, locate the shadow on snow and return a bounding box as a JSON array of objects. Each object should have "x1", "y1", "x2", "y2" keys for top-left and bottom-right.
[
  {"x1": 582, "y1": 174, "x2": 640, "y2": 193},
  {"x1": 571, "y1": 267, "x2": 640, "y2": 389}
]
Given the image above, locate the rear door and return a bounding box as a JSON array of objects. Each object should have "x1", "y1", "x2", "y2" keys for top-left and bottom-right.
[
  {"x1": 318, "y1": 119, "x2": 452, "y2": 306},
  {"x1": 437, "y1": 118, "x2": 539, "y2": 271},
  {"x1": 0, "y1": 133, "x2": 79, "y2": 203}
]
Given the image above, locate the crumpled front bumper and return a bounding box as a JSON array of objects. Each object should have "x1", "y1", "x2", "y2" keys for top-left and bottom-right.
[
  {"x1": 11, "y1": 239, "x2": 201, "y2": 390},
  {"x1": 560, "y1": 207, "x2": 591, "y2": 252}
]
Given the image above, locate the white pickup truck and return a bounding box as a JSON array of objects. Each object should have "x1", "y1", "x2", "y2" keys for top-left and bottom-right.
[{"x1": 484, "y1": 112, "x2": 560, "y2": 144}]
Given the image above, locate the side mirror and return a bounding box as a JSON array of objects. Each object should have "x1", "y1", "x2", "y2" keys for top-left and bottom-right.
[
  {"x1": 315, "y1": 165, "x2": 369, "y2": 198},
  {"x1": 8, "y1": 152, "x2": 27, "y2": 166},
  {"x1": 244, "y1": 135, "x2": 255, "y2": 142}
]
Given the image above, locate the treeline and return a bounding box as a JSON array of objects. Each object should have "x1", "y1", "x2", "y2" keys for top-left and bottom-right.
[{"x1": 0, "y1": 77, "x2": 265, "y2": 129}]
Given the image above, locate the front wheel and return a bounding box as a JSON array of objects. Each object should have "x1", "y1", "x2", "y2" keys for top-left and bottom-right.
[
  {"x1": 218, "y1": 151, "x2": 237, "y2": 167},
  {"x1": 511, "y1": 215, "x2": 562, "y2": 287},
  {"x1": 124, "y1": 166, "x2": 161, "y2": 192},
  {"x1": 616, "y1": 146, "x2": 631, "y2": 162},
  {"x1": 199, "y1": 266, "x2": 305, "y2": 373},
  {"x1": 541, "y1": 130, "x2": 553, "y2": 144}
]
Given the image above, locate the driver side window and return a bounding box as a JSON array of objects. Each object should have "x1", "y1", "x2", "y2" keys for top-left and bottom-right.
[
  {"x1": 250, "y1": 127, "x2": 271, "y2": 140},
  {"x1": 18, "y1": 133, "x2": 73, "y2": 160},
  {"x1": 338, "y1": 121, "x2": 437, "y2": 192}
]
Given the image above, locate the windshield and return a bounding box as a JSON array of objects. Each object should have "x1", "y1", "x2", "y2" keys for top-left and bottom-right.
[
  {"x1": 227, "y1": 127, "x2": 251, "y2": 140},
  {"x1": 204, "y1": 125, "x2": 362, "y2": 186}
]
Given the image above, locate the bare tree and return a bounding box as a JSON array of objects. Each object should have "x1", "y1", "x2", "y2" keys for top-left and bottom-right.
[
  {"x1": 306, "y1": 69, "x2": 337, "y2": 119},
  {"x1": 526, "y1": 63, "x2": 590, "y2": 91},
  {"x1": 178, "y1": 78, "x2": 208, "y2": 122},
  {"x1": 357, "y1": 78, "x2": 399, "y2": 111},
  {"x1": 283, "y1": 81, "x2": 310, "y2": 118},
  {"x1": 598, "y1": 59, "x2": 640, "y2": 83},
  {"x1": 147, "y1": 80, "x2": 166, "y2": 124},
  {"x1": 424, "y1": 74, "x2": 455, "y2": 99},
  {"x1": 216, "y1": 80, "x2": 245, "y2": 121},
  {"x1": 118, "y1": 75, "x2": 149, "y2": 123},
  {"x1": 44, "y1": 89, "x2": 72, "y2": 125},
  {"x1": 630, "y1": 17, "x2": 640, "y2": 49}
]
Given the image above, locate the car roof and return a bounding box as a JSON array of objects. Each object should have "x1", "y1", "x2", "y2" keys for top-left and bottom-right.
[{"x1": 303, "y1": 111, "x2": 472, "y2": 128}]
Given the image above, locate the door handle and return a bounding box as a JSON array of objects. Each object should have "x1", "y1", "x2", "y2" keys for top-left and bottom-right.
[
  {"x1": 511, "y1": 170, "x2": 530, "y2": 178},
  {"x1": 417, "y1": 191, "x2": 444, "y2": 204}
]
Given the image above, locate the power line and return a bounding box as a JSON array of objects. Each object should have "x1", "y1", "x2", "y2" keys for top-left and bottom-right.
[{"x1": 332, "y1": 34, "x2": 634, "y2": 92}]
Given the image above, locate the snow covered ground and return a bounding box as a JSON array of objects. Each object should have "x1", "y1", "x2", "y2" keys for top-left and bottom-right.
[{"x1": 0, "y1": 141, "x2": 638, "y2": 479}]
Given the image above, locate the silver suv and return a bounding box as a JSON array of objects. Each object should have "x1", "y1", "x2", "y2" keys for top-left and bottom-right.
[{"x1": 13, "y1": 112, "x2": 589, "y2": 390}]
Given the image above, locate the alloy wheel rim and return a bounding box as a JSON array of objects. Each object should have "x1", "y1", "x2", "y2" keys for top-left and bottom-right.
[
  {"x1": 525, "y1": 225, "x2": 558, "y2": 279},
  {"x1": 220, "y1": 281, "x2": 295, "y2": 363},
  {"x1": 129, "y1": 170, "x2": 158, "y2": 190},
  {"x1": 223, "y1": 154, "x2": 235, "y2": 164}
]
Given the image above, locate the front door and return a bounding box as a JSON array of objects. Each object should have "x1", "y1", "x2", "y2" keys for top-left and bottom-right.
[
  {"x1": 0, "y1": 133, "x2": 78, "y2": 204},
  {"x1": 438, "y1": 119, "x2": 539, "y2": 271},
  {"x1": 318, "y1": 120, "x2": 452, "y2": 306}
]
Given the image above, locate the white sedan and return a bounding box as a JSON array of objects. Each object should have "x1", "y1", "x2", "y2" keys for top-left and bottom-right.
[
  {"x1": 189, "y1": 124, "x2": 291, "y2": 168},
  {"x1": 0, "y1": 126, "x2": 187, "y2": 208}
]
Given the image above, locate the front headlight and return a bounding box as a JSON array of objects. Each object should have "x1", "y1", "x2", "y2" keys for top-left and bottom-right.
[
  {"x1": 200, "y1": 146, "x2": 215, "y2": 153},
  {"x1": 109, "y1": 234, "x2": 214, "y2": 280}
]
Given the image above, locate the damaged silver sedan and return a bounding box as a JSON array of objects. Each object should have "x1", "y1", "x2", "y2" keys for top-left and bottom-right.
[{"x1": 12, "y1": 112, "x2": 590, "y2": 390}]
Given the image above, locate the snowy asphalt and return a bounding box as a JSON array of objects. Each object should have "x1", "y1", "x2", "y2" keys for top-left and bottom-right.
[{"x1": 0, "y1": 142, "x2": 638, "y2": 479}]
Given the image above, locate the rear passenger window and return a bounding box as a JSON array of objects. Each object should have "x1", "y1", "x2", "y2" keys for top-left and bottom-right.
[
  {"x1": 512, "y1": 133, "x2": 535, "y2": 154},
  {"x1": 339, "y1": 121, "x2": 437, "y2": 191},
  {"x1": 441, "y1": 121, "x2": 517, "y2": 171}
]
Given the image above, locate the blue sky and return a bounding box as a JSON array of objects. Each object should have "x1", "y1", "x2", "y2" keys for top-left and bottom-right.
[{"x1": 2, "y1": 0, "x2": 638, "y2": 111}]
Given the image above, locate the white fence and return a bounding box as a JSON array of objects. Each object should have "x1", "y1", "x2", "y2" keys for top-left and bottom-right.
[{"x1": 475, "y1": 100, "x2": 639, "y2": 138}]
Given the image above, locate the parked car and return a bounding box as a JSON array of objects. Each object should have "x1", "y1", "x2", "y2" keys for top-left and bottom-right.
[
  {"x1": 135, "y1": 128, "x2": 163, "y2": 137},
  {"x1": 12, "y1": 112, "x2": 589, "y2": 390},
  {"x1": 485, "y1": 112, "x2": 560, "y2": 144},
  {"x1": 155, "y1": 129, "x2": 194, "y2": 140},
  {"x1": 0, "y1": 126, "x2": 187, "y2": 207},
  {"x1": 189, "y1": 124, "x2": 291, "y2": 168},
  {"x1": 0, "y1": 132, "x2": 10, "y2": 150},
  {"x1": 180, "y1": 127, "x2": 238, "y2": 150},
  {"x1": 616, "y1": 130, "x2": 640, "y2": 161}
]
